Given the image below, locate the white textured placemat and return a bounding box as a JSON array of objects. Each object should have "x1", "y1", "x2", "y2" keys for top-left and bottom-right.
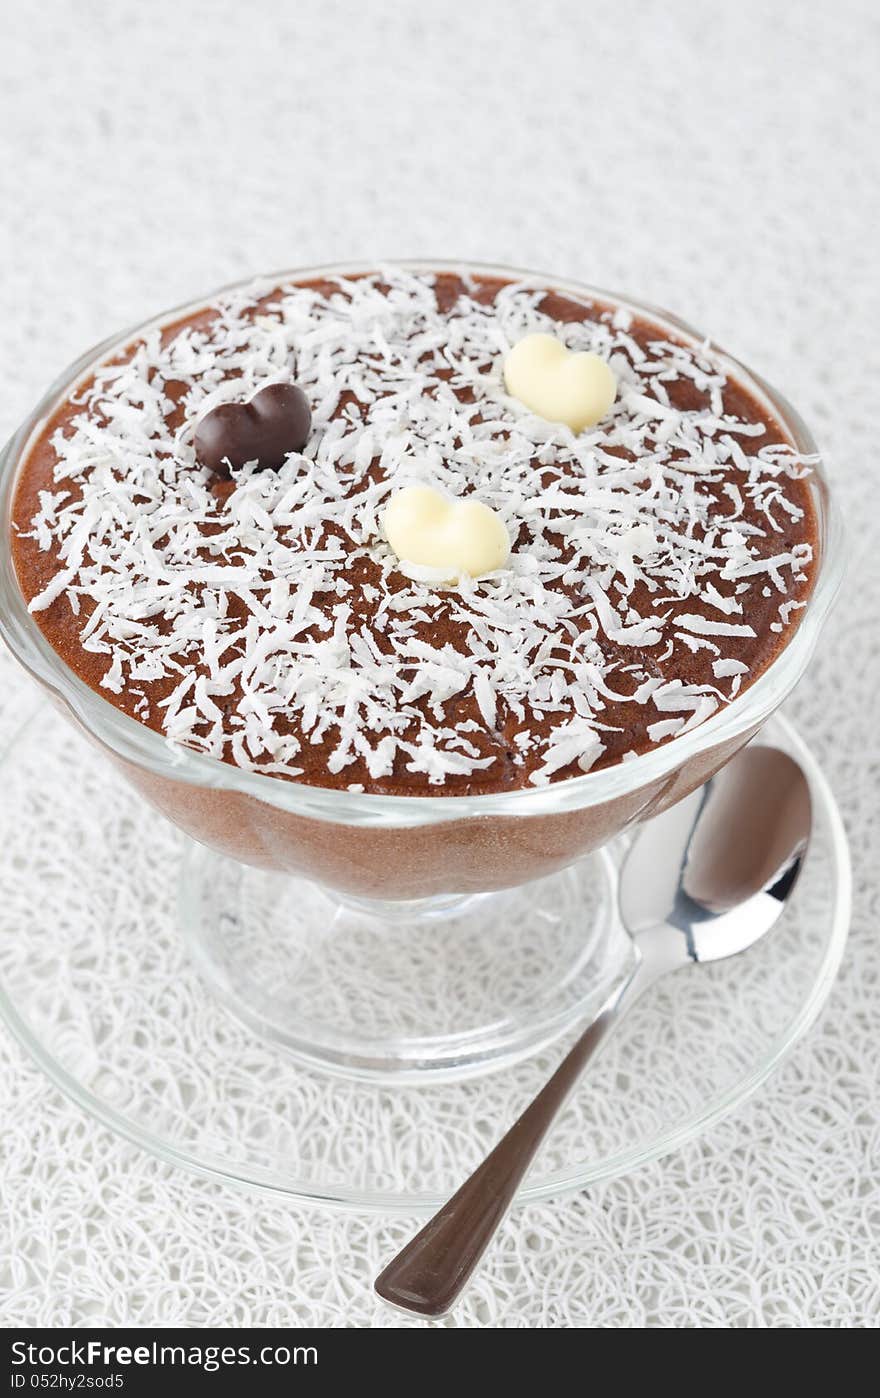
[{"x1": 0, "y1": 0, "x2": 877, "y2": 1329}]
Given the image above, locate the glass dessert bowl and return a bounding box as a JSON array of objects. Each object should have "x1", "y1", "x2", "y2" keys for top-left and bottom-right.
[{"x1": 0, "y1": 262, "x2": 845, "y2": 1079}]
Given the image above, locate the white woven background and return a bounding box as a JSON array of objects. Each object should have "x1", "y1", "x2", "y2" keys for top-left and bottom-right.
[{"x1": 1, "y1": 0, "x2": 878, "y2": 1328}]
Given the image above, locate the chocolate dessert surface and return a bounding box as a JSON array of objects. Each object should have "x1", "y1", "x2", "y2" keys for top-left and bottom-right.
[{"x1": 11, "y1": 268, "x2": 817, "y2": 796}]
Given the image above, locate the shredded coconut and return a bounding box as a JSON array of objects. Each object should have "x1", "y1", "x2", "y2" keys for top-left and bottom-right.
[{"x1": 16, "y1": 268, "x2": 817, "y2": 788}]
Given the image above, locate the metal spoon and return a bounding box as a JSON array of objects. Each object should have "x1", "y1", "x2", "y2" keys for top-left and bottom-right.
[{"x1": 374, "y1": 744, "x2": 811, "y2": 1317}]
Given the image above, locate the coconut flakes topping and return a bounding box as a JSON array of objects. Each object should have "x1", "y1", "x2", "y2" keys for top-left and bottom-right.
[{"x1": 17, "y1": 268, "x2": 816, "y2": 790}]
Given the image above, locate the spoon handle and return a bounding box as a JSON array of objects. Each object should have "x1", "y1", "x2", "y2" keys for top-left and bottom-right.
[{"x1": 374, "y1": 963, "x2": 647, "y2": 1317}]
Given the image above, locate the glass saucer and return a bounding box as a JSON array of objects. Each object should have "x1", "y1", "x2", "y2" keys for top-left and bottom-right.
[{"x1": 0, "y1": 704, "x2": 850, "y2": 1212}]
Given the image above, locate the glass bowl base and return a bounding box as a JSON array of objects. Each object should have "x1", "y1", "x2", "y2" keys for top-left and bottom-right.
[
  {"x1": 178, "y1": 848, "x2": 622, "y2": 1082},
  {"x1": 0, "y1": 703, "x2": 851, "y2": 1210}
]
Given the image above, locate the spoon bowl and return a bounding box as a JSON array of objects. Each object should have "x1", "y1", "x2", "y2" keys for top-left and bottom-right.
[{"x1": 621, "y1": 745, "x2": 812, "y2": 966}]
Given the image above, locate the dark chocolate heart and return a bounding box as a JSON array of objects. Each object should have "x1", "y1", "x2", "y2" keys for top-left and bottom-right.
[{"x1": 194, "y1": 382, "x2": 311, "y2": 476}]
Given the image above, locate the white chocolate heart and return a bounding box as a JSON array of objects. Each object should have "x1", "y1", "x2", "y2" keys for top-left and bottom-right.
[
  {"x1": 383, "y1": 485, "x2": 511, "y2": 581},
  {"x1": 503, "y1": 333, "x2": 616, "y2": 431}
]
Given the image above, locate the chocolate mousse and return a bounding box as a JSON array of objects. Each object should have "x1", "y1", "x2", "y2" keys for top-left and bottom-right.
[{"x1": 10, "y1": 268, "x2": 818, "y2": 797}]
